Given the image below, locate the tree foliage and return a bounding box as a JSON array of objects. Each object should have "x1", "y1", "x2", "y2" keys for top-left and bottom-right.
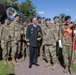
[
  {"x1": 0, "y1": 0, "x2": 37, "y2": 21},
  {"x1": 20, "y1": 0, "x2": 37, "y2": 21}
]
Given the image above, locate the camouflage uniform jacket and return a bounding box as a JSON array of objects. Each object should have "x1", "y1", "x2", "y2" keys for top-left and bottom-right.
[
  {"x1": 43, "y1": 24, "x2": 58, "y2": 45},
  {"x1": 10, "y1": 21, "x2": 21, "y2": 41},
  {"x1": 21, "y1": 25, "x2": 27, "y2": 40},
  {"x1": 54, "y1": 23, "x2": 60, "y2": 40},
  {"x1": 59, "y1": 24, "x2": 74, "y2": 46},
  {"x1": 1, "y1": 24, "x2": 11, "y2": 42}
]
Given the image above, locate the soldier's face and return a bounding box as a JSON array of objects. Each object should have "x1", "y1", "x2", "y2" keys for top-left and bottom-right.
[
  {"x1": 15, "y1": 16, "x2": 20, "y2": 22},
  {"x1": 54, "y1": 18, "x2": 59, "y2": 23},
  {"x1": 23, "y1": 22, "x2": 28, "y2": 26},
  {"x1": 46, "y1": 21, "x2": 51, "y2": 26},
  {"x1": 38, "y1": 19, "x2": 41, "y2": 23},
  {"x1": 62, "y1": 18, "x2": 65, "y2": 22},
  {"x1": 5, "y1": 19, "x2": 10, "y2": 25},
  {"x1": 66, "y1": 19, "x2": 71, "y2": 24}
]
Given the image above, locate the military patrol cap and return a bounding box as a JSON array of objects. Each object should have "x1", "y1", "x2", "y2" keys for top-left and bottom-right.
[
  {"x1": 65, "y1": 16, "x2": 71, "y2": 21},
  {"x1": 14, "y1": 14, "x2": 19, "y2": 18},
  {"x1": 22, "y1": 19, "x2": 28, "y2": 23},
  {"x1": 53, "y1": 16, "x2": 58, "y2": 20},
  {"x1": 45, "y1": 18, "x2": 51, "y2": 22},
  {"x1": 42, "y1": 17, "x2": 45, "y2": 19},
  {"x1": 37, "y1": 17, "x2": 41, "y2": 20},
  {"x1": 4, "y1": 17, "x2": 10, "y2": 20},
  {"x1": 61, "y1": 16, "x2": 65, "y2": 20}
]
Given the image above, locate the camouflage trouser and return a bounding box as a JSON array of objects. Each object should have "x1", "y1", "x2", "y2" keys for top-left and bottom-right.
[
  {"x1": 11, "y1": 41, "x2": 18, "y2": 58},
  {"x1": 74, "y1": 50, "x2": 76, "y2": 59},
  {"x1": 22, "y1": 40, "x2": 29, "y2": 56},
  {"x1": 45, "y1": 45, "x2": 56, "y2": 63},
  {"x1": 1, "y1": 41, "x2": 11, "y2": 60},
  {"x1": 62, "y1": 45, "x2": 72, "y2": 66}
]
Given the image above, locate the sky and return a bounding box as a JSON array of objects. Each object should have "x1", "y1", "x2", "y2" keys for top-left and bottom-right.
[{"x1": 18, "y1": 0, "x2": 76, "y2": 22}]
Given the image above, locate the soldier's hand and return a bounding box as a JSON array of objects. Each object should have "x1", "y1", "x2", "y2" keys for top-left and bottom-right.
[
  {"x1": 27, "y1": 43, "x2": 30, "y2": 46},
  {"x1": 21, "y1": 30, "x2": 24, "y2": 34},
  {"x1": 42, "y1": 42, "x2": 44, "y2": 46},
  {"x1": 37, "y1": 37, "x2": 41, "y2": 41},
  {"x1": 1, "y1": 40, "x2": 5, "y2": 43},
  {"x1": 14, "y1": 40, "x2": 17, "y2": 44},
  {"x1": 53, "y1": 42, "x2": 56, "y2": 47}
]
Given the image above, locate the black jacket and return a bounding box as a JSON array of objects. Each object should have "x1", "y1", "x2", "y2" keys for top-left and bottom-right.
[{"x1": 26, "y1": 24, "x2": 42, "y2": 47}]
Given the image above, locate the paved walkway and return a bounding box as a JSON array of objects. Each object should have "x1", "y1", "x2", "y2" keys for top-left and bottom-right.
[{"x1": 14, "y1": 59, "x2": 76, "y2": 75}]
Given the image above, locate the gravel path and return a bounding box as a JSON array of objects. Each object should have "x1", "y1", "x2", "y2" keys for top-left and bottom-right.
[{"x1": 14, "y1": 59, "x2": 76, "y2": 75}]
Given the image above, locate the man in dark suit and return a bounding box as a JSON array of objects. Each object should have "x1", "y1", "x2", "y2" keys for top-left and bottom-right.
[{"x1": 26, "y1": 17, "x2": 42, "y2": 68}]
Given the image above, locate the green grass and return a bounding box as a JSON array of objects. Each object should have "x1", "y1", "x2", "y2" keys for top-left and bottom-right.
[
  {"x1": 72, "y1": 63, "x2": 76, "y2": 72},
  {"x1": 0, "y1": 60, "x2": 14, "y2": 75}
]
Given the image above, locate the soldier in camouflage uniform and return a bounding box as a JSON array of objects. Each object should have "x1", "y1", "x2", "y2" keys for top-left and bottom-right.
[
  {"x1": 59, "y1": 16, "x2": 74, "y2": 74},
  {"x1": 1, "y1": 18, "x2": 11, "y2": 65},
  {"x1": 53, "y1": 16, "x2": 60, "y2": 64},
  {"x1": 10, "y1": 14, "x2": 21, "y2": 65},
  {"x1": 20, "y1": 20, "x2": 29, "y2": 61},
  {"x1": 60, "y1": 16, "x2": 65, "y2": 25},
  {"x1": 43, "y1": 19, "x2": 58, "y2": 70},
  {"x1": 37, "y1": 17, "x2": 44, "y2": 60}
]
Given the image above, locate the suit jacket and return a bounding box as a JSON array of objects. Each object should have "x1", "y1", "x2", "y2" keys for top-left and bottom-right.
[{"x1": 26, "y1": 24, "x2": 42, "y2": 47}]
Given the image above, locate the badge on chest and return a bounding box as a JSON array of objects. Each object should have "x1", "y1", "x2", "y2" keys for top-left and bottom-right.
[{"x1": 31, "y1": 28, "x2": 34, "y2": 34}]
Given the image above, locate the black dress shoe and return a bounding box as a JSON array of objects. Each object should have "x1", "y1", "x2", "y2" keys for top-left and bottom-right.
[
  {"x1": 34, "y1": 64, "x2": 40, "y2": 66},
  {"x1": 29, "y1": 65, "x2": 32, "y2": 68}
]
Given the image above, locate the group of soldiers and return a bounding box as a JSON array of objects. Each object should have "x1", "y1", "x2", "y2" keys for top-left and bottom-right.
[
  {"x1": 0, "y1": 14, "x2": 76, "y2": 74},
  {"x1": 36, "y1": 16, "x2": 76, "y2": 74}
]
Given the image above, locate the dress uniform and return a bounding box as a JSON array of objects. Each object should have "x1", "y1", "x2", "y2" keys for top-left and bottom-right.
[{"x1": 26, "y1": 24, "x2": 42, "y2": 68}]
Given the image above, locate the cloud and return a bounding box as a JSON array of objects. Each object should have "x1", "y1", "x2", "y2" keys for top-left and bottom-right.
[
  {"x1": 65, "y1": 8, "x2": 70, "y2": 11},
  {"x1": 38, "y1": 11, "x2": 45, "y2": 14}
]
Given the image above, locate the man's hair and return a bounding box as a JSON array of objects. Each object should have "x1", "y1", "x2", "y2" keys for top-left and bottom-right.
[
  {"x1": 53, "y1": 16, "x2": 58, "y2": 20},
  {"x1": 37, "y1": 17, "x2": 41, "y2": 20},
  {"x1": 45, "y1": 18, "x2": 51, "y2": 22},
  {"x1": 14, "y1": 14, "x2": 19, "y2": 18},
  {"x1": 61, "y1": 16, "x2": 65, "y2": 20},
  {"x1": 65, "y1": 16, "x2": 71, "y2": 21},
  {"x1": 4, "y1": 17, "x2": 10, "y2": 21}
]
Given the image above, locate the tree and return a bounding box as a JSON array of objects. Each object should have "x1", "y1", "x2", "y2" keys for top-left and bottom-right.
[
  {"x1": 0, "y1": 0, "x2": 19, "y2": 10},
  {"x1": 60, "y1": 13, "x2": 66, "y2": 19},
  {"x1": 20, "y1": 0, "x2": 37, "y2": 21}
]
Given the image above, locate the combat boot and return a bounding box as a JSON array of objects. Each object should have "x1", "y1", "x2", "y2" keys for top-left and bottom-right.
[
  {"x1": 44, "y1": 61, "x2": 51, "y2": 67},
  {"x1": 4, "y1": 60, "x2": 8, "y2": 65},
  {"x1": 16, "y1": 58, "x2": 19, "y2": 62},
  {"x1": 56, "y1": 57, "x2": 60, "y2": 64},
  {"x1": 19, "y1": 55, "x2": 25, "y2": 62},
  {"x1": 21, "y1": 55, "x2": 25, "y2": 61},
  {"x1": 74, "y1": 59, "x2": 76, "y2": 64},
  {"x1": 69, "y1": 67, "x2": 73, "y2": 74},
  {"x1": 26, "y1": 54, "x2": 29, "y2": 59},
  {"x1": 7, "y1": 59, "x2": 11, "y2": 64},
  {"x1": 39, "y1": 55, "x2": 43, "y2": 61},
  {"x1": 63, "y1": 66, "x2": 68, "y2": 73},
  {"x1": 12, "y1": 58, "x2": 19, "y2": 66},
  {"x1": 51, "y1": 63, "x2": 57, "y2": 70}
]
